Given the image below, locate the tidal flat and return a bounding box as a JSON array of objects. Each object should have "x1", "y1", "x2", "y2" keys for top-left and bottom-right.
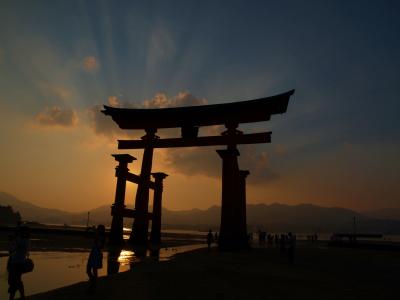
[{"x1": 24, "y1": 243, "x2": 400, "y2": 300}]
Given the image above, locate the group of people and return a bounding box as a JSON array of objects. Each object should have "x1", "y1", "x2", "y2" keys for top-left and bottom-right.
[
  {"x1": 6, "y1": 224, "x2": 106, "y2": 299},
  {"x1": 206, "y1": 229, "x2": 218, "y2": 250},
  {"x1": 255, "y1": 230, "x2": 297, "y2": 263},
  {"x1": 306, "y1": 234, "x2": 319, "y2": 242}
]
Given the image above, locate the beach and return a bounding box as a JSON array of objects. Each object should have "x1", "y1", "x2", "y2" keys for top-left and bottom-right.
[{"x1": 24, "y1": 242, "x2": 399, "y2": 300}]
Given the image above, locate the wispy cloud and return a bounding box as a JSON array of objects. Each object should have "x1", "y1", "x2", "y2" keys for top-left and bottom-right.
[
  {"x1": 107, "y1": 96, "x2": 120, "y2": 107},
  {"x1": 142, "y1": 91, "x2": 207, "y2": 108},
  {"x1": 82, "y1": 56, "x2": 99, "y2": 72},
  {"x1": 146, "y1": 27, "x2": 175, "y2": 73},
  {"x1": 35, "y1": 106, "x2": 78, "y2": 127},
  {"x1": 38, "y1": 81, "x2": 73, "y2": 102}
]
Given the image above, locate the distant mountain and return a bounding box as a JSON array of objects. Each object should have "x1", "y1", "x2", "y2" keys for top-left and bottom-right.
[
  {"x1": 2, "y1": 191, "x2": 400, "y2": 234},
  {"x1": 363, "y1": 208, "x2": 400, "y2": 220},
  {"x1": 0, "y1": 192, "x2": 86, "y2": 225},
  {"x1": 162, "y1": 203, "x2": 399, "y2": 234}
]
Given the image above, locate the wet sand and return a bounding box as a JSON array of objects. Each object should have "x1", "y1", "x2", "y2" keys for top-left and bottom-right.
[{"x1": 26, "y1": 244, "x2": 399, "y2": 300}]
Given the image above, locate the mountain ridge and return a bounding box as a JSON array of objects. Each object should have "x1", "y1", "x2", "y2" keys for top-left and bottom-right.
[{"x1": 1, "y1": 191, "x2": 400, "y2": 234}]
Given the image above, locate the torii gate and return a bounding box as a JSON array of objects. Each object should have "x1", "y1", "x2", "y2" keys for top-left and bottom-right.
[{"x1": 103, "y1": 89, "x2": 294, "y2": 250}]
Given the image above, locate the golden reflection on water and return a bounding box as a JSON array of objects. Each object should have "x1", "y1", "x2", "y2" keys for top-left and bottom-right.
[{"x1": 117, "y1": 250, "x2": 135, "y2": 265}]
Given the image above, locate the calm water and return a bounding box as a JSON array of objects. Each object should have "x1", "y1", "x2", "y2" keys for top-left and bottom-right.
[{"x1": 0, "y1": 244, "x2": 205, "y2": 299}]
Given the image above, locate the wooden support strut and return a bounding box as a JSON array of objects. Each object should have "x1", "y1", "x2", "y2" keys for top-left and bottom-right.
[
  {"x1": 118, "y1": 132, "x2": 271, "y2": 149},
  {"x1": 115, "y1": 168, "x2": 156, "y2": 189}
]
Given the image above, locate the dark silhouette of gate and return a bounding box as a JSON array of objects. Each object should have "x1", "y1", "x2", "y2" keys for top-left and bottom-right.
[{"x1": 103, "y1": 89, "x2": 294, "y2": 250}]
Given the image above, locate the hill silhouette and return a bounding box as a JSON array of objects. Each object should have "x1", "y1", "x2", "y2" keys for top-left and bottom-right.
[
  {"x1": 1, "y1": 191, "x2": 400, "y2": 234},
  {"x1": 363, "y1": 208, "x2": 400, "y2": 220}
]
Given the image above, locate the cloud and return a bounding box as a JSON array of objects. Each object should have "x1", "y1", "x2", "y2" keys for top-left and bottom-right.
[
  {"x1": 82, "y1": 56, "x2": 99, "y2": 72},
  {"x1": 38, "y1": 81, "x2": 72, "y2": 102},
  {"x1": 108, "y1": 96, "x2": 120, "y2": 107},
  {"x1": 162, "y1": 145, "x2": 278, "y2": 185},
  {"x1": 146, "y1": 27, "x2": 175, "y2": 72},
  {"x1": 239, "y1": 146, "x2": 279, "y2": 184},
  {"x1": 35, "y1": 106, "x2": 78, "y2": 127},
  {"x1": 142, "y1": 91, "x2": 207, "y2": 108},
  {"x1": 86, "y1": 104, "x2": 125, "y2": 138}
]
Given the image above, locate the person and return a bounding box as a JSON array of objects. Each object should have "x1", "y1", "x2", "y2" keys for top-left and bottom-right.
[
  {"x1": 206, "y1": 229, "x2": 214, "y2": 251},
  {"x1": 87, "y1": 225, "x2": 106, "y2": 291},
  {"x1": 287, "y1": 232, "x2": 295, "y2": 264},
  {"x1": 214, "y1": 232, "x2": 219, "y2": 244},
  {"x1": 280, "y1": 234, "x2": 286, "y2": 253},
  {"x1": 7, "y1": 226, "x2": 31, "y2": 300},
  {"x1": 274, "y1": 234, "x2": 279, "y2": 245}
]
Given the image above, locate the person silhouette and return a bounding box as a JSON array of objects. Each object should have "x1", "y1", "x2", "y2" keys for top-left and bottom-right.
[
  {"x1": 287, "y1": 232, "x2": 295, "y2": 264},
  {"x1": 214, "y1": 232, "x2": 219, "y2": 244},
  {"x1": 207, "y1": 229, "x2": 214, "y2": 251},
  {"x1": 87, "y1": 225, "x2": 106, "y2": 292},
  {"x1": 7, "y1": 226, "x2": 31, "y2": 300}
]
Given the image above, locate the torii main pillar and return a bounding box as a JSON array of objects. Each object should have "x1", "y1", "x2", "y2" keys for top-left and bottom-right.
[
  {"x1": 130, "y1": 128, "x2": 158, "y2": 245},
  {"x1": 217, "y1": 147, "x2": 248, "y2": 250}
]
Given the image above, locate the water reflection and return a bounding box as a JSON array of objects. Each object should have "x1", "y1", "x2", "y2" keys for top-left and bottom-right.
[
  {"x1": 106, "y1": 246, "x2": 162, "y2": 275},
  {"x1": 0, "y1": 244, "x2": 205, "y2": 299}
]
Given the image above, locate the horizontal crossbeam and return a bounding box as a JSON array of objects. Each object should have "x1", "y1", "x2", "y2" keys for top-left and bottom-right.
[
  {"x1": 118, "y1": 132, "x2": 271, "y2": 149},
  {"x1": 116, "y1": 169, "x2": 156, "y2": 189}
]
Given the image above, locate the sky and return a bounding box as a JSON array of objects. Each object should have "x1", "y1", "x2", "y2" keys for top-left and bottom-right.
[{"x1": 0, "y1": 0, "x2": 399, "y2": 212}]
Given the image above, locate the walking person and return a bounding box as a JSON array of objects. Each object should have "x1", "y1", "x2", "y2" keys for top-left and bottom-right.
[
  {"x1": 7, "y1": 226, "x2": 32, "y2": 300},
  {"x1": 87, "y1": 224, "x2": 106, "y2": 292}
]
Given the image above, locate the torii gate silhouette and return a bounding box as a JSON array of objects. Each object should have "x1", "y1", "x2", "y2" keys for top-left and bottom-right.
[{"x1": 103, "y1": 89, "x2": 294, "y2": 250}]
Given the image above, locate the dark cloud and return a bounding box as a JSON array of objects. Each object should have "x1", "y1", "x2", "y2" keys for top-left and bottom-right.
[
  {"x1": 35, "y1": 106, "x2": 78, "y2": 127},
  {"x1": 163, "y1": 145, "x2": 279, "y2": 185},
  {"x1": 86, "y1": 104, "x2": 125, "y2": 138},
  {"x1": 239, "y1": 145, "x2": 279, "y2": 184}
]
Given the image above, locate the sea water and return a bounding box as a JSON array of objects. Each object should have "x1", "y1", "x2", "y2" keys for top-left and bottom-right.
[{"x1": 0, "y1": 244, "x2": 205, "y2": 299}]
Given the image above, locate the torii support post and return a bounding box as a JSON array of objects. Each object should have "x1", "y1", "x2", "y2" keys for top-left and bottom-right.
[
  {"x1": 109, "y1": 154, "x2": 136, "y2": 245},
  {"x1": 130, "y1": 128, "x2": 158, "y2": 245},
  {"x1": 238, "y1": 170, "x2": 250, "y2": 246},
  {"x1": 150, "y1": 172, "x2": 168, "y2": 244}
]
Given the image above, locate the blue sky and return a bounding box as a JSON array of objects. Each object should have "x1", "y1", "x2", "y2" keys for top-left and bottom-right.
[{"x1": 0, "y1": 1, "x2": 399, "y2": 211}]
